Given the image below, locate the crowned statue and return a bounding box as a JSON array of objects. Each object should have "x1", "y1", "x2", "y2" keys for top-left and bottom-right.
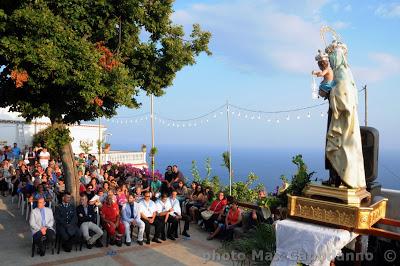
[{"x1": 312, "y1": 27, "x2": 366, "y2": 189}]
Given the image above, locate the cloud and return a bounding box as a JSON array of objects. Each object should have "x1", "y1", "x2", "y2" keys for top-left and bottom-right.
[
  {"x1": 375, "y1": 3, "x2": 400, "y2": 18},
  {"x1": 173, "y1": 0, "x2": 333, "y2": 74},
  {"x1": 353, "y1": 53, "x2": 400, "y2": 83},
  {"x1": 331, "y1": 3, "x2": 352, "y2": 12},
  {"x1": 331, "y1": 21, "x2": 350, "y2": 29}
]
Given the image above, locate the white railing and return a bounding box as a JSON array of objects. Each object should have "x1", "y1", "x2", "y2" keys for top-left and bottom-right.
[
  {"x1": 93, "y1": 151, "x2": 147, "y2": 165},
  {"x1": 379, "y1": 188, "x2": 400, "y2": 234}
]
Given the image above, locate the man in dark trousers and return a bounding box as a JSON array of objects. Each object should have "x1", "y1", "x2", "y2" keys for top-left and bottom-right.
[
  {"x1": 55, "y1": 192, "x2": 81, "y2": 252},
  {"x1": 76, "y1": 194, "x2": 103, "y2": 249}
]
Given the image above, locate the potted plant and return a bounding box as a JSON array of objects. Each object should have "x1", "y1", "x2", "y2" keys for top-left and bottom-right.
[
  {"x1": 103, "y1": 143, "x2": 111, "y2": 153},
  {"x1": 141, "y1": 144, "x2": 147, "y2": 153}
]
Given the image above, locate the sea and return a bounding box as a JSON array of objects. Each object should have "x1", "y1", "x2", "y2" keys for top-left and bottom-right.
[{"x1": 113, "y1": 144, "x2": 400, "y2": 192}]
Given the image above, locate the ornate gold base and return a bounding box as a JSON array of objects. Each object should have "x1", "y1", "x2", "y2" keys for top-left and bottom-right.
[
  {"x1": 303, "y1": 183, "x2": 371, "y2": 206},
  {"x1": 288, "y1": 194, "x2": 387, "y2": 229}
]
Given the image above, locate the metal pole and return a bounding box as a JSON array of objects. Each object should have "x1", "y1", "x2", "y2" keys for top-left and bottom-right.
[
  {"x1": 151, "y1": 94, "x2": 155, "y2": 177},
  {"x1": 226, "y1": 101, "x2": 232, "y2": 195},
  {"x1": 364, "y1": 85, "x2": 368, "y2": 127},
  {"x1": 98, "y1": 117, "x2": 101, "y2": 167}
]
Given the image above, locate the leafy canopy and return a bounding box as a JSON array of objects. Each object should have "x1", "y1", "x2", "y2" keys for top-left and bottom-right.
[{"x1": 0, "y1": 0, "x2": 211, "y2": 123}]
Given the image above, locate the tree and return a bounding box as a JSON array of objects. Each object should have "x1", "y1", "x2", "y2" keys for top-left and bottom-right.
[{"x1": 0, "y1": 1, "x2": 211, "y2": 203}]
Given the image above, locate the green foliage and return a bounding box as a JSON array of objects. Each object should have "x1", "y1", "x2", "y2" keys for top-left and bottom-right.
[
  {"x1": 79, "y1": 139, "x2": 93, "y2": 154},
  {"x1": 205, "y1": 157, "x2": 212, "y2": 179},
  {"x1": 0, "y1": 1, "x2": 211, "y2": 124},
  {"x1": 33, "y1": 124, "x2": 73, "y2": 158},
  {"x1": 224, "y1": 172, "x2": 261, "y2": 202},
  {"x1": 191, "y1": 160, "x2": 201, "y2": 183},
  {"x1": 285, "y1": 154, "x2": 315, "y2": 197},
  {"x1": 223, "y1": 224, "x2": 276, "y2": 265},
  {"x1": 150, "y1": 147, "x2": 158, "y2": 156},
  {"x1": 96, "y1": 139, "x2": 103, "y2": 154},
  {"x1": 221, "y1": 151, "x2": 230, "y2": 171}
]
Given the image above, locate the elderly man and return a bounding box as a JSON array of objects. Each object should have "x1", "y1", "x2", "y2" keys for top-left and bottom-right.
[
  {"x1": 77, "y1": 195, "x2": 103, "y2": 249},
  {"x1": 169, "y1": 190, "x2": 190, "y2": 237},
  {"x1": 101, "y1": 193, "x2": 125, "y2": 246},
  {"x1": 55, "y1": 193, "x2": 81, "y2": 252},
  {"x1": 122, "y1": 194, "x2": 145, "y2": 246},
  {"x1": 139, "y1": 191, "x2": 161, "y2": 244},
  {"x1": 29, "y1": 197, "x2": 56, "y2": 256}
]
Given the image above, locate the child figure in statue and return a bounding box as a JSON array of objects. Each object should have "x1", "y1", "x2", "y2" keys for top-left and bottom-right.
[{"x1": 312, "y1": 50, "x2": 334, "y2": 99}]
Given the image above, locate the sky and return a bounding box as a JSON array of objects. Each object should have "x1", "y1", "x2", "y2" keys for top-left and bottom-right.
[{"x1": 103, "y1": 0, "x2": 400, "y2": 152}]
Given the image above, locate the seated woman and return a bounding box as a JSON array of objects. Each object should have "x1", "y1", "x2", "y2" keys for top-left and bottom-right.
[
  {"x1": 175, "y1": 180, "x2": 189, "y2": 204},
  {"x1": 207, "y1": 199, "x2": 242, "y2": 241},
  {"x1": 116, "y1": 185, "x2": 127, "y2": 206},
  {"x1": 202, "y1": 191, "x2": 226, "y2": 231},
  {"x1": 188, "y1": 184, "x2": 206, "y2": 223}
]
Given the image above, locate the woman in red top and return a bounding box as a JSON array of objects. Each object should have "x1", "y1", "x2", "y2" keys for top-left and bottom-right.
[
  {"x1": 207, "y1": 199, "x2": 242, "y2": 241},
  {"x1": 101, "y1": 193, "x2": 125, "y2": 246},
  {"x1": 203, "y1": 191, "x2": 227, "y2": 231}
]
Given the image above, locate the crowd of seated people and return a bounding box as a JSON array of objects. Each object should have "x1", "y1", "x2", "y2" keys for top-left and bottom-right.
[{"x1": 1, "y1": 144, "x2": 273, "y2": 257}]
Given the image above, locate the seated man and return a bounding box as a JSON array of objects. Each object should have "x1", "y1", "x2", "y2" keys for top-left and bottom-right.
[
  {"x1": 101, "y1": 193, "x2": 125, "y2": 246},
  {"x1": 29, "y1": 197, "x2": 56, "y2": 256},
  {"x1": 169, "y1": 190, "x2": 190, "y2": 237},
  {"x1": 150, "y1": 175, "x2": 162, "y2": 199},
  {"x1": 249, "y1": 190, "x2": 273, "y2": 227},
  {"x1": 122, "y1": 194, "x2": 145, "y2": 246},
  {"x1": 55, "y1": 193, "x2": 81, "y2": 252},
  {"x1": 155, "y1": 193, "x2": 174, "y2": 240},
  {"x1": 139, "y1": 191, "x2": 162, "y2": 244},
  {"x1": 77, "y1": 195, "x2": 103, "y2": 249}
]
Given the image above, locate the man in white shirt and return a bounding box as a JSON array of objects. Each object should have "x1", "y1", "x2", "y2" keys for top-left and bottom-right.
[
  {"x1": 39, "y1": 148, "x2": 50, "y2": 169},
  {"x1": 29, "y1": 197, "x2": 56, "y2": 256},
  {"x1": 122, "y1": 194, "x2": 145, "y2": 246},
  {"x1": 155, "y1": 193, "x2": 173, "y2": 240},
  {"x1": 169, "y1": 190, "x2": 190, "y2": 238},
  {"x1": 139, "y1": 191, "x2": 162, "y2": 244}
]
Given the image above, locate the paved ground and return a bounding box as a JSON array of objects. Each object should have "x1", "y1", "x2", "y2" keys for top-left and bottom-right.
[{"x1": 0, "y1": 196, "x2": 231, "y2": 266}]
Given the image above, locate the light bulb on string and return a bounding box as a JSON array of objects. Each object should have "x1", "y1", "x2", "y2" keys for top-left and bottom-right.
[
  {"x1": 172, "y1": 123, "x2": 175, "y2": 127},
  {"x1": 182, "y1": 124, "x2": 185, "y2": 128},
  {"x1": 167, "y1": 123, "x2": 170, "y2": 127},
  {"x1": 135, "y1": 119, "x2": 138, "y2": 123},
  {"x1": 213, "y1": 114, "x2": 217, "y2": 118},
  {"x1": 320, "y1": 112, "x2": 324, "y2": 117},
  {"x1": 258, "y1": 114, "x2": 261, "y2": 120},
  {"x1": 231, "y1": 111, "x2": 235, "y2": 115},
  {"x1": 238, "y1": 112, "x2": 241, "y2": 117},
  {"x1": 307, "y1": 112, "x2": 311, "y2": 118},
  {"x1": 276, "y1": 119, "x2": 280, "y2": 123},
  {"x1": 297, "y1": 116, "x2": 300, "y2": 120},
  {"x1": 219, "y1": 111, "x2": 223, "y2": 115},
  {"x1": 245, "y1": 114, "x2": 248, "y2": 119},
  {"x1": 286, "y1": 115, "x2": 290, "y2": 121},
  {"x1": 267, "y1": 119, "x2": 271, "y2": 122},
  {"x1": 206, "y1": 119, "x2": 209, "y2": 123}
]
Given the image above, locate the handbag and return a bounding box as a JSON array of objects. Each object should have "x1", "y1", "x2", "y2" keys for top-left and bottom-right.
[{"x1": 201, "y1": 210, "x2": 214, "y2": 220}]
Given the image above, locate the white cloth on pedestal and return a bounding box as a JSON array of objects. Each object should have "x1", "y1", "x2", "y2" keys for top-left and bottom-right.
[{"x1": 271, "y1": 219, "x2": 358, "y2": 266}]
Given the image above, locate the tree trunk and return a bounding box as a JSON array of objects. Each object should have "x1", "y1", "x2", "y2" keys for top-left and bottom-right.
[{"x1": 61, "y1": 142, "x2": 79, "y2": 205}]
